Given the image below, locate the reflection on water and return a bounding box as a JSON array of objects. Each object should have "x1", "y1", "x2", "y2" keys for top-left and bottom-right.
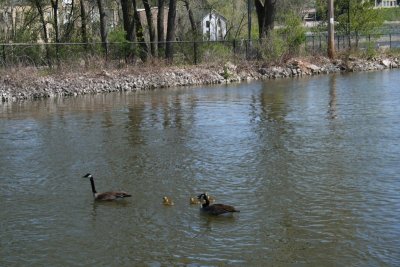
[{"x1": 1, "y1": 70, "x2": 400, "y2": 266}]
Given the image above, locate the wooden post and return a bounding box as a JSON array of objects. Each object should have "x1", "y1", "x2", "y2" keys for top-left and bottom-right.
[{"x1": 328, "y1": 0, "x2": 335, "y2": 59}]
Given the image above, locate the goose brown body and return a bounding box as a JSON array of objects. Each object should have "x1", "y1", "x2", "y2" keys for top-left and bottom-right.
[
  {"x1": 83, "y1": 173, "x2": 131, "y2": 201},
  {"x1": 197, "y1": 193, "x2": 239, "y2": 216},
  {"x1": 94, "y1": 191, "x2": 131, "y2": 200}
]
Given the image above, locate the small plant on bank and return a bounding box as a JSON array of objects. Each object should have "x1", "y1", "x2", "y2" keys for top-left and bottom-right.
[
  {"x1": 278, "y1": 12, "x2": 306, "y2": 57},
  {"x1": 256, "y1": 31, "x2": 286, "y2": 64},
  {"x1": 256, "y1": 12, "x2": 306, "y2": 64},
  {"x1": 222, "y1": 65, "x2": 230, "y2": 80},
  {"x1": 200, "y1": 42, "x2": 234, "y2": 64}
]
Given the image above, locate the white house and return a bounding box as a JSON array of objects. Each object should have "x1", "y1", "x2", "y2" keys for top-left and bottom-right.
[
  {"x1": 374, "y1": 0, "x2": 399, "y2": 7},
  {"x1": 201, "y1": 10, "x2": 227, "y2": 41}
]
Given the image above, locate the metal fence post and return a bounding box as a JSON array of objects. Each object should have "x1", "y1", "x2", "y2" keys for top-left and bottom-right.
[
  {"x1": 319, "y1": 35, "x2": 322, "y2": 51},
  {"x1": 2, "y1": 45, "x2": 5, "y2": 66},
  {"x1": 193, "y1": 41, "x2": 198, "y2": 65},
  {"x1": 312, "y1": 35, "x2": 315, "y2": 51}
]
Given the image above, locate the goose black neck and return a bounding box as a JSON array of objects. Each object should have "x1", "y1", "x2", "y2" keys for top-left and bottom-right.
[
  {"x1": 90, "y1": 177, "x2": 97, "y2": 194},
  {"x1": 202, "y1": 196, "x2": 210, "y2": 208}
]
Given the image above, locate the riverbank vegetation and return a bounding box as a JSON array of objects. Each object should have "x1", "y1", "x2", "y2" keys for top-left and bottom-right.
[
  {"x1": 0, "y1": 0, "x2": 398, "y2": 68},
  {"x1": 0, "y1": 1, "x2": 399, "y2": 102}
]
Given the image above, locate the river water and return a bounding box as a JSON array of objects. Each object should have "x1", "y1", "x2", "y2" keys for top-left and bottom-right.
[{"x1": 1, "y1": 70, "x2": 400, "y2": 266}]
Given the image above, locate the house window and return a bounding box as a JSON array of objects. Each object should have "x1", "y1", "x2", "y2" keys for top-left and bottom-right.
[{"x1": 206, "y1": 21, "x2": 210, "y2": 28}]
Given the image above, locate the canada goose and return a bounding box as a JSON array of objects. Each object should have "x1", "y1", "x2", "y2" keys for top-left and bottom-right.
[
  {"x1": 162, "y1": 196, "x2": 174, "y2": 206},
  {"x1": 190, "y1": 193, "x2": 215, "y2": 205},
  {"x1": 197, "y1": 193, "x2": 239, "y2": 216},
  {"x1": 83, "y1": 173, "x2": 131, "y2": 201}
]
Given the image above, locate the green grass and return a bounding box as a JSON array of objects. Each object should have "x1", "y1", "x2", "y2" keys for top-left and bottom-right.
[{"x1": 378, "y1": 7, "x2": 400, "y2": 21}]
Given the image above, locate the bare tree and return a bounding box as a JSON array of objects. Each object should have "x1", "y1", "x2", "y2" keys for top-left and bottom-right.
[
  {"x1": 165, "y1": 0, "x2": 177, "y2": 62},
  {"x1": 143, "y1": 0, "x2": 156, "y2": 56},
  {"x1": 133, "y1": 0, "x2": 148, "y2": 61},
  {"x1": 96, "y1": 0, "x2": 108, "y2": 56},
  {"x1": 30, "y1": 0, "x2": 51, "y2": 66},
  {"x1": 182, "y1": 0, "x2": 197, "y2": 38},
  {"x1": 121, "y1": 0, "x2": 136, "y2": 41},
  {"x1": 80, "y1": 0, "x2": 88, "y2": 47},
  {"x1": 50, "y1": 0, "x2": 60, "y2": 65},
  {"x1": 157, "y1": 0, "x2": 165, "y2": 55},
  {"x1": 62, "y1": 0, "x2": 76, "y2": 41}
]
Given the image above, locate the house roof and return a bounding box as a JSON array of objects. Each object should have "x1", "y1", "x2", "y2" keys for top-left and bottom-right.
[{"x1": 198, "y1": 9, "x2": 228, "y2": 22}]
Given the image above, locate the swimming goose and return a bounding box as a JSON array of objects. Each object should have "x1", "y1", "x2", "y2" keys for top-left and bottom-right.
[
  {"x1": 83, "y1": 173, "x2": 131, "y2": 201},
  {"x1": 197, "y1": 193, "x2": 239, "y2": 216},
  {"x1": 162, "y1": 196, "x2": 174, "y2": 206}
]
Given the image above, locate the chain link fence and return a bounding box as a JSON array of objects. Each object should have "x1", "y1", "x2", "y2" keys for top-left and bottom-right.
[{"x1": 1, "y1": 33, "x2": 399, "y2": 68}]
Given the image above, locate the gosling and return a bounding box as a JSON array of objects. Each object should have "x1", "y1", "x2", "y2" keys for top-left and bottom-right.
[{"x1": 162, "y1": 196, "x2": 174, "y2": 206}]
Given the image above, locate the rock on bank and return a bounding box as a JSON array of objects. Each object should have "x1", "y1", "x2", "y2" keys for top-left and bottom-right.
[{"x1": 1, "y1": 56, "x2": 399, "y2": 102}]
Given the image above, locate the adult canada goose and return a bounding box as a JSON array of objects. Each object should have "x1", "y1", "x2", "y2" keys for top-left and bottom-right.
[
  {"x1": 162, "y1": 196, "x2": 174, "y2": 206},
  {"x1": 197, "y1": 193, "x2": 239, "y2": 216},
  {"x1": 83, "y1": 173, "x2": 131, "y2": 201}
]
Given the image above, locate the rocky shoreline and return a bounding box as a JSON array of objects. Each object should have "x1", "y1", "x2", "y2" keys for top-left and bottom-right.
[{"x1": 1, "y1": 56, "x2": 399, "y2": 103}]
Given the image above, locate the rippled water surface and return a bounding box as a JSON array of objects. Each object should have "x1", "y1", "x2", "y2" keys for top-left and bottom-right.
[{"x1": 1, "y1": 70, "x2": 400, "y2": 266}]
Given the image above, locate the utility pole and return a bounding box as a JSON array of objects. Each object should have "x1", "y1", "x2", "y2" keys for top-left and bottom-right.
[{"x1": 328, "y1": 0, "x2": 335, "y2": 59}]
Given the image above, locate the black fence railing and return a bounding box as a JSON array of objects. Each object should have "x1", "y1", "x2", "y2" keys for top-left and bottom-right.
[
  {"x1": 1, "y1": 33, "x2": 399, "y2": 68},
  {"x1": 305, "y1": 32, "x2": 400, "y2": 52}
]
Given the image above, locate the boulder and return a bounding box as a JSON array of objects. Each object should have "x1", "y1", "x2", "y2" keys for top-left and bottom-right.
[{"x1": 381, "y1": 59, "x2": 391, "y2": 68}]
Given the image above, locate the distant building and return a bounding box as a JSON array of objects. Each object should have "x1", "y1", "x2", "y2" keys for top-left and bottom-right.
[
  {"x1": 201, "y1": 10, "x2": 227, "y2": 41},
  {"x1": 302, "y1": 8, "x2": 317, "y2": 21},
  {"x1": 374, "y1": 0, "x2": 399, "y2": 7}
]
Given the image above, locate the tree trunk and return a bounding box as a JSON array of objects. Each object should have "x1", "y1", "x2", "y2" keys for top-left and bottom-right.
[
  {"x1": 80, "y1": 0, "x2": 88, "y2": 47},
  {"x1": 50, "y1": 0, "x2": 60, "y2": 66},
  {"x1": 254, "y1": 0, "x2": 276, "y2": 39},
  {"x1": 157, "y1": 0, "x2": 165, "y2": 56},
  {"x1": 121, "y1": 0, "x2": 136, "y2": 41},
  {"x1": 165, "y1": 0, "x2": 177, "y2": 62},
  {"x1": 183, "y1": 0, "x2": 197, "y2": 38},
  {"x1": 32, "y1": 0, "x2": 51, "y2": 66},
  {"x1": 143, "y1": 0, "x2": 156, "y2": 57},
  {"x1": 121, "y1": 0, "x2": 137, "y2": 61},
  {"x1": 133, "y1": 0, "x2": 148, "y2": 61},
  {"x1": 80, "y1": 0, "x2": 88, "y2": 67},
  {"x1": 62, "y1": 0, "x2": 75, "y2": 41},
  {"x1": 96, "y1": 0, "x2": 108, "y2": 57}
]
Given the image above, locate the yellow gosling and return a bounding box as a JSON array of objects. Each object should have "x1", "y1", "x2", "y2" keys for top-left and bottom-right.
[{"x1": 162, "y1": 196, "x2": 174, "y2": 206}]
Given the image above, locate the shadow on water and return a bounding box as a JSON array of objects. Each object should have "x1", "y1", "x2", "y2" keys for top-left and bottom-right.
[
  {"x1": 90, "y1": 200, "x2": 131, "y2": 217},
  {"x1": 328, "y1": 74, "x2": 338, "y2": 120}
]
